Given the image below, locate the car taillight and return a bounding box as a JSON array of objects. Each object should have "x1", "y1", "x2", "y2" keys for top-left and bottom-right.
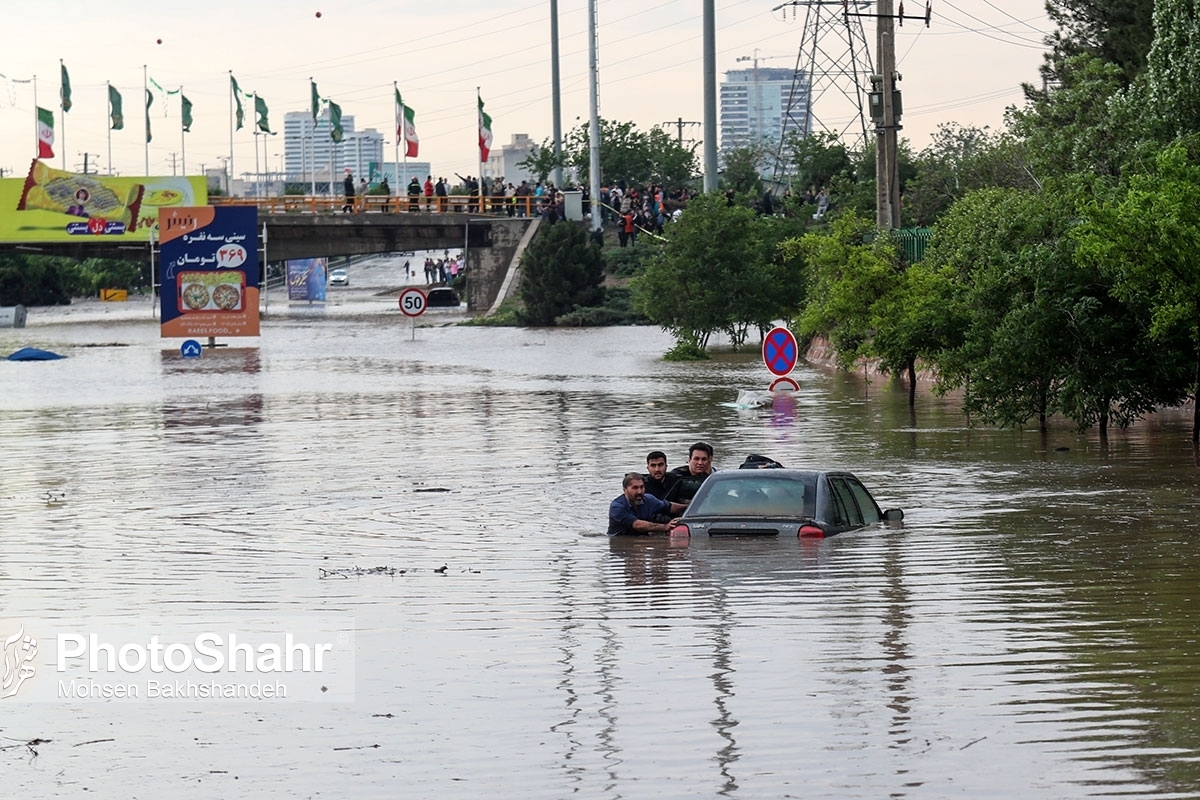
[
  {"x1": 669, "y1": 524, "x2": 690, "y2": 539},
  {"x1": 798, "y1": 524, "x2": 825, "y2": 539}
]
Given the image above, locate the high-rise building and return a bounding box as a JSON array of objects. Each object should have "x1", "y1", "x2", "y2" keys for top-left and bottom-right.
[
  {"x1": 283, "y1": 110, "x2": 385, "y2": 191},
  {"x1": 482, "y1": 134, "x2": 541, "y2": 187},
  {"x1": 720, "y1": 67, "x2": 811, "y2": 170}
]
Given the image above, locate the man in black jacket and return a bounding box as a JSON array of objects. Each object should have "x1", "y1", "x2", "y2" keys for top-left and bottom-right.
[{"x1": 664, "y1": 441, "x2": 715, "y2": 505}]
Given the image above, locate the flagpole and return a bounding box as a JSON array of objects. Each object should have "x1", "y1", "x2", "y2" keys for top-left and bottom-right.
[
  {"x1": 309, "y1": 77, "x2": 317, "y2": 198},
  {"x1": 59, "y1": 61, "x2": 67, "y2": 170},
  {"x1": 253, "y1": 92, "x2": 260, "y2": 195},
  {"x1": 401, "y1": 100, "x2": 408, "y2": 205},
  {"x1": 393, "y1": 81, "x2": 401, "y2": 207},
  {"x1": 143, "y1": 65, "x2": 150, "y2": 175},
  {"x1": 32, "y1": 75, "x2": 38, "y2": 160},
  {"x1": 107, "y1": 81, "x2": 113, "y2": 175},
  {"x1": 476, "y1": 87, "x2": 483, "y2": 214},
  {"x1": 228, "y1": 70, "x2": 234, "y2": 195},
  {"x1": 180, "y1": 87, "x2": 186, "y2": 175}
]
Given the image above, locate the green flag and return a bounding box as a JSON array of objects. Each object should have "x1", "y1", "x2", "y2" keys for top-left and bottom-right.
[
  {"x1": 231, "y1": 74, "x2": 244, "y2": 130},
  {"x1": 181, "y1": 95, "x2": 193, "y2": 133},
  {"x1": 60, "y1": 63, "x2": 71, "y2": 113},
  {"x1": 109, "y1": 85, "x2": 124, "y2": 130},
  {"x1": 145, "y1": 89, "x2": 153, "y2": 143},
  {"x1": 310, "y1": 81, "x2": 320, "y2": 122},
  {"x1": 329, "y1": 100, "x2": 343, "y2": 143},
  {"x1": 255, "y1": 95, "x2": 270, "y2": 133}
]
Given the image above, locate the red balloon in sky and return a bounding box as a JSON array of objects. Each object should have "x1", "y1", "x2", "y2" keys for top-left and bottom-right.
[
  {"x1": 156, "y1": 38, "x2": 163, "y2": 44},
  {"x1": 315, "y1": 11, "x2": 322, "y2": 17}
]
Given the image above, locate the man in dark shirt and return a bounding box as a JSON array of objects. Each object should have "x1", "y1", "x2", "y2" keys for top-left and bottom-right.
[
  {"x1": 608, "y1": 473, "x2": 686, "y2": 536},
  {"x1": 664, "y1": 441, "x2": 715, "y2": 505},
  {"x1": 643, "y1": 450, "x2": 673, "y2": 500}
]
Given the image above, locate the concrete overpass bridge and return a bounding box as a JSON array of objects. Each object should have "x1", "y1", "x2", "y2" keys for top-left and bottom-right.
[{"x1": 0, "y1": 196, "x2": 541, "y2": 313}]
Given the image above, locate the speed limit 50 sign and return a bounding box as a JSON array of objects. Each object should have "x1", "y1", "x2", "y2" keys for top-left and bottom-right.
[{"x1": 398, "y1": 288, "x2": 427, "y2": 317}]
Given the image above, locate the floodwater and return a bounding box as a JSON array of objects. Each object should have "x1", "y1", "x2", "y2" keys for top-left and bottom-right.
[{"x1": 3, "y1": 257, "x2": 1200, "y2": 799}]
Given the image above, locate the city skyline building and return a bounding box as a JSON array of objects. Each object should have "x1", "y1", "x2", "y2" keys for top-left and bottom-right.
[
  {"x1": 482, "y1": 133, "x2": 540, "y2": 187},
  {"x1": 719, "y1": 66, "x2": 811, "y2": 176},
  {"x1": 281, "y1": 110, "x2": 384, "y2": 191}
]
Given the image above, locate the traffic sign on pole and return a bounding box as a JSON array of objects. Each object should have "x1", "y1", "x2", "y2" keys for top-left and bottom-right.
[
  {"x1": 762, "y1": 326, "x2": 799, "y2": 376},
  {"x1": 398, "y1": 288, "x2": 427, "y2": 318}
]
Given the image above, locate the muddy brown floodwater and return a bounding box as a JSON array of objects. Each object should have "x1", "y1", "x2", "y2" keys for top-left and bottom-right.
[{"x1": 2, "y1": 283, "x2": 1200, "y2": 799}]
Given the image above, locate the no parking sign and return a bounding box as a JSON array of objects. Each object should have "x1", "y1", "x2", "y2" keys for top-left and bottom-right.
[{"x1": 762, "y1": 327, "x2": 798, "y2": 376}]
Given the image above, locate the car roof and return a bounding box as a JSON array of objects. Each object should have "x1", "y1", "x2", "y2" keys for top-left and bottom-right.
[{"x1": 704, "y1": 468, "x2": 837, "y2": 482}]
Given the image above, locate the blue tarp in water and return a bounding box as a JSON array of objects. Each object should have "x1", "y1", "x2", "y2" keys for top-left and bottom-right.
[{"x1": 7, "y1": 347, "x2": 65, "y2": 361}]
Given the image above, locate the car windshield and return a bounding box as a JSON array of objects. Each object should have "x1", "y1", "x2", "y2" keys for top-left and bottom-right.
[{"x1": 689, "y1": 475, "x2": 814, "y2": 517}]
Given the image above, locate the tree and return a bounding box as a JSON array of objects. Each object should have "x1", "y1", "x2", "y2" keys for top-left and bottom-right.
[
  {"x1": 518, "y1": 222, "x2": 605, "y2": 326},
  {"x1": 787, "y1": 213, "x2": 903, "y2": 372},
  {"x1": 1074, "y1": 144, "x2": 1200, "y2": 441},
  {"x1": 564, "y1": 118, "x2": 696, "y2": 189},
  {"x1": 1042, "y1": 0, "x2": 1155, "y2": 86},
  {"x1": 1135, "y1": 0, "x2": 1200, "y2": 143},
  {"x1": 721, "y1": 145, "x2": 766, "y2": 195},
  {"x1": 1009, "y1": 54, "x2": 1138, "y2": 180},
  {"x1": 632, "y1": 193, "x2": 791, "y2": 355},
  {"x1": 903, "y1": 124, "x2": 1035, "y2": 227},
  {"x1": 517, "y1": 137, "x2": 569, "y2": 184}
]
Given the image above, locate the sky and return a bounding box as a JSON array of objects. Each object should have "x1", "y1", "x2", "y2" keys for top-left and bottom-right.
[{"x1": 0, "y1": 0, "x2": 1052, "y2": 183}]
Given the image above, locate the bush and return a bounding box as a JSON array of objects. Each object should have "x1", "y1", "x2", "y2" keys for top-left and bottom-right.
[
  {"x1": 518, "y1": 222, "x2": 605, "y2": 326},
  {"x1": 602, "y1": 240, "x2": 658, "y2": 277}
]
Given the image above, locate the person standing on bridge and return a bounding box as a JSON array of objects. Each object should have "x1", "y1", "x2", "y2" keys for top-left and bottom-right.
[
  {"x1": 408, "y1": 176, "x2": 421, "y2": 212},
  {"x1": 343, "y1": 171, "x2": 355, "y2": 213}
]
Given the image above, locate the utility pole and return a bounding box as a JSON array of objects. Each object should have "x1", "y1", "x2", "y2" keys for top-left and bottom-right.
[
  {"x1": 702, "y1": 0, "x2": 718, "y2": 192},
  {"x1": 550, "y1": 0, "x2": 564, "y2": 188},
  {"x1": 875, "y1": 0, "x2": 900, "y2": 229},
  {"x1": 662, "y1": 117, "x2": 701, "y2": 145},
  {"x1": 78, "y1": 153, "x2": 100, "y2": 174}
]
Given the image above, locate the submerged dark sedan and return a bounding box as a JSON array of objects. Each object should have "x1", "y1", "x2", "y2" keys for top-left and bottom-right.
[{"x1": 669, "y1": 469, "x2": 903, "y2": 539}]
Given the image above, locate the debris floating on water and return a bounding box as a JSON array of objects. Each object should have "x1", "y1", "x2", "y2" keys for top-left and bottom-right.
[{"x1": 318, "y1": 566, "x2": 407, "y2": 579}]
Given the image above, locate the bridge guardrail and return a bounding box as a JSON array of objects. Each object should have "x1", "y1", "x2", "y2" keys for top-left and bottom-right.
[{"x1": 210, "y1": 195, "x2": 555, "y2": 217}]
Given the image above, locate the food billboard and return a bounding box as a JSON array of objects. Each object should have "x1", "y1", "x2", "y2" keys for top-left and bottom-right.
[
  {"x1": 159, "y1": 206, "x2": 259, "y2": 338},
  {"x1": 0, "y1": 160, "x2": 206, "y2": 242}
]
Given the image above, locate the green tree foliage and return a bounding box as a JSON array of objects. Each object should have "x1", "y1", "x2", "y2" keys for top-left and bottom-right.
[
  {"x1": 0, "y1": 256, "x2": 70, "y2": 306},
  {"x1": 517, "y1": 137, "x2": 569, "y2": 184},
  {"x1": 924, "y1": 183, "x2": 1183, "y2": 435},
  {"x1": 1009, "y1": 54, "x2": 1138, "y2": 179},
  {"x1": 785, "y1": 131, "x2": 853, "y2": 192},
  {"x1": 564, "y1": 119, "x2": 697, "y2": 188},
  {"x1": 1043, "y1": 0, "x2": 1155, "y2": 85},
  {"x1": 518, "y1": 222, "x2": 605, "y2": 326},
  {"x1": 788, "y1": 212, "x2": 902, "y2": 371},
  {"x1": 0, "y1": 254, "x2": 147, "y2": 306},
  {"x1": 632, "y1": 193, "x2": 802, "y2": 354},
  {"x1": 1136, "y1": 0, "x2": 1200, "y2": 143},
  {"x1": 903, "y1": 124, "x2": 1035, "y2": 227},
  {"x1": 721, "y1": 145, "x2": 765, "y2": 195},
  {"x1": 1074, "y1": 144, "x2": 1200, "y2": 441}
]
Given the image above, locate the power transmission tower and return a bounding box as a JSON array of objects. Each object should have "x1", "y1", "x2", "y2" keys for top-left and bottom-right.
[
  {"x1": 846, "y1": 0, "x2": 932, "y2": 229},
  {"x1": 769, "y1": 0, "x2": 875, "y2": 182}
]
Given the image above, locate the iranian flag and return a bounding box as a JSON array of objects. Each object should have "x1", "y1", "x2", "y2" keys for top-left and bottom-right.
[
  {"x1": 477, "y1": 93, "x2": 493, "y2": 162},
  {"x1": 36, "y1": 107, "x2": 54, "y2": 159},
  {"x1": 395, "y1": 89, "x2": 418, "y2": 157}
]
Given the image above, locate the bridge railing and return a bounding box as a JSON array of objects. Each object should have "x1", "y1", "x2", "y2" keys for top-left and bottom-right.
[{"x1": 210, "y1": 194, "x2": 550, "y2": 217}]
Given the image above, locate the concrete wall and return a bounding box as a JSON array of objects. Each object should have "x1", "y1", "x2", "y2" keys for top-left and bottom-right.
[{"x1": 465, "y1": 218, "x2": 536, "y2": 313}]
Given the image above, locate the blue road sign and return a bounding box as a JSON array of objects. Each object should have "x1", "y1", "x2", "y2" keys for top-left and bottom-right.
[{"x1": 181, "y1": 339, "x2": 203, "y2": 359}]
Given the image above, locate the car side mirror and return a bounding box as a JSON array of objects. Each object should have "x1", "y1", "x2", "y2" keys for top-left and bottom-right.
[{"x1": 883, "y1": 508, "x2": 904, "y2": 522}]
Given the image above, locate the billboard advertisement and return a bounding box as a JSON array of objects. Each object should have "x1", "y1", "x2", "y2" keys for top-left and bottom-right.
[
  {"x1": 159, "y1": 206, "x2": 259, "y2": 339},
  {"x1": 0, "y1": 160, "x2": 207, "y2": 243},
  {"x1": 287, "y1": 258, "x2": 328, "y2": 302}
]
